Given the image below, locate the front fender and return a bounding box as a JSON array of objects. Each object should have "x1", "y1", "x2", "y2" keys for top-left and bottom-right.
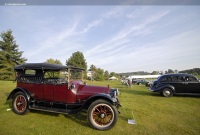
[
  {"x1": 88, "y1": 93, "x2": 117, "y2": 103},
  {"x1": 7, "y1": 87, "x2": 31, "y2": 101},
  {"x1": 83, "y1": 93, "x2": 119, "y2": 109}
]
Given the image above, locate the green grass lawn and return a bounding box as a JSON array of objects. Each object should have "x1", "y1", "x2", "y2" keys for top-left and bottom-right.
[{"x1": 0, "y1": 80, "x2": 200, "y2": 135}]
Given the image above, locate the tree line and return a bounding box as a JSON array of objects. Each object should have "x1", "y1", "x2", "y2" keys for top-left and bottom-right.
[
  {"x1": 179, "y1": 68, "x2": 200, "y2": 76},
  {"x1": 0, "y1": 30, "x2": 116, "y2": 81},
  {"x1": 118, "y1": 68, "x2": 200, "y2": 78}
]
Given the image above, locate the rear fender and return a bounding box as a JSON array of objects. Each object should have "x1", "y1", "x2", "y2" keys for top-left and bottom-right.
[
  {"x1": 7, "y1": 87, "x2": 31, "y2": 101},
  {"x1": 160, "y1": 84, "x2": 175, "y2": 93}
]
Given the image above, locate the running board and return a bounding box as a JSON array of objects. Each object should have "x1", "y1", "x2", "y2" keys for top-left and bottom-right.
[
  {"x1": 29, "y1": 105, "x2": 79, "y2": 114},
  {"x1": 29, "y1": 106, "x2": 69, "y2": 114}
]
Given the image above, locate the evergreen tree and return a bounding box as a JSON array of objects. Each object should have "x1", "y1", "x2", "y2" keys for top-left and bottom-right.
[
  {"x1": 110, "y1": 72, "x2": 116, "y2": 77},
  {"x1": 45, "y1": 58, "x2": 62, "y2": 65},
  {"x1": 89, "y1": 64, "x2": 97, "y2": 80},
  {"x1": 66, "y1": 51, "x2": 87, "y2": 70},
  {"x1": 95, "y1": 68, "x2": 104, "y2": 81},
  {"x1": 89, "y1": 64, "x2": 96, "y2": 71},
  {"x1": 104, "y1": 70, "x2": 109, "y2": 80},
  {"x1": 0, "y1": 30, "x2": 27, "y2": 80},
  {"x1": 151, "y1": 71, "x2": 159, "y2": 75},
  {"x1": 66, "y1": 51, "x2": 87, "y2": 79},
  {"x1": 168, "y1": 69, "x2": 174, "y2": 74}
]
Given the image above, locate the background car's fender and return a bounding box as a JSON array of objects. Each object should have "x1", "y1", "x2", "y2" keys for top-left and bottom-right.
[{"x1": 7, "y1": 87, "x2": 31, "y2": 101}]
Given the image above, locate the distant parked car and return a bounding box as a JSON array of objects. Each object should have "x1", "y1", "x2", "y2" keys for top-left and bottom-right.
[
  {"x1": 149, "y1": 74, "x2": 200, "y2": 97},
  {"x1": 132, "y1": 79, "x2": 137, "y2": 84},
  {"x1": 136, "y1": 80, "x2": 142, "y2": 85},
  {"x1": 135, "y1": 79, "x2": 149, "y2": 85}
]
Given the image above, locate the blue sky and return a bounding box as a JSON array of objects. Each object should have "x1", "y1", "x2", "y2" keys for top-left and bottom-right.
[{"x1": 0, "y1": 6, "x2": 200, "y2": 73}]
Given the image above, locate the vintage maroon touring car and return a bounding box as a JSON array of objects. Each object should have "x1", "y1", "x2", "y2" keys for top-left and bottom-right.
[{"x1": 7, "y1": 63, "x2": 121, "y2": 130}]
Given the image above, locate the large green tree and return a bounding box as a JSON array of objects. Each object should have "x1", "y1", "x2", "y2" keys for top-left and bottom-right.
[
  {"x1": 168, "y1": 69, "x2": 174, "y2": 74},
  {"x1": 95, "y1": 68, "x2": 104, "y2": 81},
  {"x1": 110, "y1": 72, "x2": 116, "y2": 77},
  {"x1": 104, "y1": 70, "x2": 109, "y2": 80},
  {"x1": 89, "y1": 64, "x2": 96, "y2": 72},
  {"x1": 66, "y1": 51, "x2": 87, "y2": 70},
  {"x1": 66, "y1": 51, "x2": 87, "y2": 79},
  {"x1": 45, "y1": 58, "x2": 62, "y2": 65},
  {"x1": 151, "y1": 71, "x2": 159, "y2": 75},
  {"x1": 89, "y1": 64, "x2": 97, "y2": 79},
  {"x1": 0, "y1": 30, "x2": 27, "y2": 80}
]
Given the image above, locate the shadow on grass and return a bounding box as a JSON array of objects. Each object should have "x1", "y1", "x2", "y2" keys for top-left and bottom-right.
[
  {"x1": 4, "y1": 92, "x2": 10, "y2": 97},
  {"x1": 30, "y1": 109, "x2": 90, "y2": 128},
  {"x1": 120, "y1": 88, "x2": 200, "y2": 98},
  {"x1": 119, "y1": 115, "x2": 129, "y2": 122},
  {"x1": 64, "y1": 111, "x2": 90, "y2": 128},
  {"x1": 5, "y1": 97, "x2": 87, "y2": 126},
  {"x1": 174, "y1": 93, "x2": 200, "y2": 98},
  {"x1": 120, "y1": 88, "x2": 160, "y2": 97},
  {"x1": 30, "y1": 109, "x2": 127, "y2": 129},
  {"x1": 30, "y1": 109, "x2": 60, "y2": 117},
  {"x1": 4, "y1": 99, "x2": 12, "y2": 108}
]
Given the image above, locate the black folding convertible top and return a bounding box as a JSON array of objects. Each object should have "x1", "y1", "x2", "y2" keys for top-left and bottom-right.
[{"x1": 14, "y1": 63, "x2": 84, "y2": 71}]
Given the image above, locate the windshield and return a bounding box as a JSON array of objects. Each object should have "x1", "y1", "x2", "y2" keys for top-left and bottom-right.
[
  {"x1": 43, "y1": 68, "x2": 83, "y2": 83},
  {"x1": 69, "y1": 69, "x2": 83, "y2": 80}
]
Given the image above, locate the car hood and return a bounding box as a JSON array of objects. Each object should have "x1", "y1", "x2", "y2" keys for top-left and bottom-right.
[{"x1": 77, "y1": 85, "x2": 110, "y2": 101}]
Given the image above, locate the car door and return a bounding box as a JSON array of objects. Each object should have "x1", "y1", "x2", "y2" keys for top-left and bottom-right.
[
  {"x1": 43, "y1": 71, "x2": 57, "y2": 102},
  {"x1": 43, "y1": 70, "x2": 71, "y2": 103},
  {"x1": 174, "y1": 76, "x2": 187, "y2": 93},
  {"x1": 43, "y1": 78, "x2": 54, "y2": 102},
  {"x1": 171, "y1": 76, "x2": 181, "y2": 93},
  {"x1": 43, "y1": 78, "x2": 68, "y2": 103},
  {"x1": 185, "y1": 76, "x2": 200, "y2": 93},
  {"x1": 54, "y1": 82, "x2": 68, "y2": 103},
  {"x1": 33, "y1": 78, "x2": 44, "y2": 100}
]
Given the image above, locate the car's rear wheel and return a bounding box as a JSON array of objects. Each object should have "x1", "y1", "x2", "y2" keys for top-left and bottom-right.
[
  {"x1": 12, "y1": 92, "x2": 29, "y2": 115},
  {"x1": 162, "y1": 88, "x2": 173, "y2": 97},
  {"x1": 87, "y1": 99, "x2": 118, "y2": 130}
]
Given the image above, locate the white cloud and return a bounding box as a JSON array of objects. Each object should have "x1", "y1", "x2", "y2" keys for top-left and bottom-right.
[
  {"x1": 102, "y1": 7, "x2": 124, "y2": 18},
  {"x1": 109, "y1": 29, "x2": 200, "y2": 72},
  {"x1": 79, "y1": 19, "x2": 103, "y2": 34},
  {"x1": 85, "y1": 10, "x2": 170, "y2": 60},
  {"x1": 25, "y1": 21, "x2": 80, "y2": 59}
]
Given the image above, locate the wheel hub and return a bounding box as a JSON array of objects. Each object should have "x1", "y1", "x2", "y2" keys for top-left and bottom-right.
[
  {"x1": 164, "y1": 91, "x2": 170, "y2": 96},
  {"x1": 17, "y1": 102, "x2": 22, "y2": 106},
  {"x1": 100, "y1": 113, "x2": 106, "y2": 118}
]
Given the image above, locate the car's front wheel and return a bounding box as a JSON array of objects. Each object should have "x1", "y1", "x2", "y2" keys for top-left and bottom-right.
[
  {"x1": 12, "y1": 92, "x2": 29, "y2": 115},
  {"x1": 162, "y1": 88, "x2": 173, "y2": 97},
  {"x1": 87, "y1": 99, "x2": 118, "y2": 130}
]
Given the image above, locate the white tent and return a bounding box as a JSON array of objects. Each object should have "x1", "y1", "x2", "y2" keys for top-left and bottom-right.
[
  {"x1": 109, "y1": 76, "x2": 118, "y2": 80},
  {"x1": 128, "y1": 75, "x2": 160, "y2": 79}
]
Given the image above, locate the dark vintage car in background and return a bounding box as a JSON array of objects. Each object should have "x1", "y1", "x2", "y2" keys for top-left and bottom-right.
[
  {"x1": 133, "y1": 79, "x2": 151, "y2": 86},
  {"x1": 6, "y1": 63, "x2": 121, "y2": 130},
  {"x1": 149, "y1": 74, "x2": 200, "y2": 97}
]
